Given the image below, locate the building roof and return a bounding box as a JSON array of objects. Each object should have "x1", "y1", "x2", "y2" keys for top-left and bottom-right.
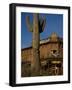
[{"x1": 22, "y1": 32, "x2": 63, "y2": 50}]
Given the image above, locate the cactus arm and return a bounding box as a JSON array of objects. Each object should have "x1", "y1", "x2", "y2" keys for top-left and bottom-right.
[
  {"x1": 39, "y1": 17, "x2": 46, "y2": 33},
  {"x1": 41, "y1": 18, "x2": 46, "y2": 31},
  {"x1": 26, "y1": 16, "x2": 33, "y2": 32}
]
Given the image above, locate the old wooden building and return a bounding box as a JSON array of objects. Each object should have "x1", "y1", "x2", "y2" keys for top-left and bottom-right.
[{"x1": 21, "y1": 33, "x2": 63, "y2": 77}]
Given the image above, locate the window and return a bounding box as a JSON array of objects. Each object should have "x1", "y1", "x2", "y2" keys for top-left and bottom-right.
[
  {"x1": 51, "y1": 50, "x2": 57, "y2": 54},
  {"x1": 53, "y1": 50, "x2": 57, "y2": 54}
]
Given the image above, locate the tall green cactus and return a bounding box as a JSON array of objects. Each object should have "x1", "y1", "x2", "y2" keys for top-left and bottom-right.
[{"x1": 26, "y1": 13, "x2": 46, "y2": 76}]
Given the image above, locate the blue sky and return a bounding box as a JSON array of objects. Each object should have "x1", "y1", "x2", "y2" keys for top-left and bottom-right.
[{"x1": 21, "y1": 12, "x2": 63, "y2": 49}]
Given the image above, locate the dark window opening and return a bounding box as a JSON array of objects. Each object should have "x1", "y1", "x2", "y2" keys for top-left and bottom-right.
[{"x1": 52, "y1": 50, "x2": 57, "y2": 54}]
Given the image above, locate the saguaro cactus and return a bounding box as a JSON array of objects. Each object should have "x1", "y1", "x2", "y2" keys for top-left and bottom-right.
[{"x1": 26, "y1": 13, "x2": 46, "y2": 76}]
